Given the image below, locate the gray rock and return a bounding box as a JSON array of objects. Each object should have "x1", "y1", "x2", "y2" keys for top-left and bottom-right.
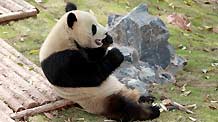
[
  {"x1": 109, "y1": 4, "x2": 186, "y2": 96},
  {"x1": 121, "y1": 78, "x2": 149, "y2": 96},
  {"x1": 108, "y1": 4, "x2": 173, "y2": 69}
]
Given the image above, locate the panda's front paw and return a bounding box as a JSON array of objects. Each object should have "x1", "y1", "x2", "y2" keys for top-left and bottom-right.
[{"x1": 106, "y1": 48, "x2": 124, "y2": 66}]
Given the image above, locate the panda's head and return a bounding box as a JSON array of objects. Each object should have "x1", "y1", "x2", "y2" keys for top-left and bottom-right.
[
  {"x1": 65, "y1": 3, "x2": 110, "y2": 49},
  {"x1": 39, "y1": 3, "x2": 113, "y2": 62}
]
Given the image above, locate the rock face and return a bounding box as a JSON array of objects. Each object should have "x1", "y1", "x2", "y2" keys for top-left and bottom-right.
[{"x1": 108, "y1": 4, "x2": 187, "y2": 96}]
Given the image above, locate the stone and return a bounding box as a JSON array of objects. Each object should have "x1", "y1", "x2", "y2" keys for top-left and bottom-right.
[
  {"x1": 108, "y1": 4, "x2": 175, "y2": 69},
  {"x1": 108, "y1": 3, "x2": 186, "y2": 96}
]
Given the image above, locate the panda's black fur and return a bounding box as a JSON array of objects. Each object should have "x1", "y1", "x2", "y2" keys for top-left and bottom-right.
[
  {"x1": 41, "y1": 38, "x2": 122, "y2": 87},
  {"x1": 40, "y1": 2, "x2": 160, "y2": 122}
]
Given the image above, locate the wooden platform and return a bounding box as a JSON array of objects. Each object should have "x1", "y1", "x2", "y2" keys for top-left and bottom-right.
[
  {"x1": 0, "y1": 38, "x2": 73, "y2": 122},
  {"x1": 0, "y1": 0, "x2": 38, "y2": 24}
]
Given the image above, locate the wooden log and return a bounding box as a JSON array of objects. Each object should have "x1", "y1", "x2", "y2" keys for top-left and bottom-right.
[
  {"x1": 11, "y1": 100, "x2": 74, "y2": 119},
  {"x1": 0, "y1": 39, "x2": 44, "y2": 77},
  {"x1": 0, "y1": 100, "x2": 13, "y2": 115},
  {"x1": 0, "y1": 9, "x2": 38, "y2": 23},
  {"x1": 0, "y1": 52, "x2": 57, "y2": 102},
  {"x1": 0, "y1": 40, "x2": 58, "y2": 101},
  {"x1": 0, "y1": 85, "x2": 25, "y2": 112},
  {"x1": 0, "y1": 39, "x2": 44, "y2": 76},
  {"x1": 0, "y1": 60, "x2": 51, "y2": 104},
  {"x1": 0, "y1": 6, "x2": 11, "y2": 14},
  {"x1": 0, "y1": 111, "x2": 15, "y2": 122},
  {"x1": 0, "y1": 74, "x2": 38, "y2": 109},
  {"x1": 0, "y1": 0, "x2": 24, "y2": 12}
]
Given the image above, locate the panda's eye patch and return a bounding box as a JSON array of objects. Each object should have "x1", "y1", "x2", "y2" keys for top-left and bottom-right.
[{"x1": 92, "y1": 24, "x2": 97, "y2": 35}]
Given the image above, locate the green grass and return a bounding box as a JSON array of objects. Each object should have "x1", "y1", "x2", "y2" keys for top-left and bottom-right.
[{"x1": 0, "y1": 0, "x2": 218, "y2": 122}]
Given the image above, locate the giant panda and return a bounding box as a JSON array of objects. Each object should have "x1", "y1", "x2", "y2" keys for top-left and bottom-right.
[{"x1": 39, "y1": 2, "x2": 160, "y2": 122}]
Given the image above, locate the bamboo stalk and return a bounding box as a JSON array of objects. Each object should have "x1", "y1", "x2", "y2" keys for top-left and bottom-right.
[{"x1": 11, "y1": 100, "x2": 74, "y2": 119}]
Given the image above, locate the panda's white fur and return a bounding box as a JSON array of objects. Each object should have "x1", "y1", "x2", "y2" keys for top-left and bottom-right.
[
  {"x1": 39, "y1": 10, "x2": 107, "y2": 62},
  {"x1": 39, "y1": 2, "x2": 160, "y2": 121},
  {"x1": 53, "y1": 75, "x2": 126, "y2": 114}
]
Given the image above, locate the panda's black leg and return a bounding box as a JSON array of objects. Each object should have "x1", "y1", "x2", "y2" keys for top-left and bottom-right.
[{"x1": 103, "y1": 94, "x2": 160, "y2": 122}]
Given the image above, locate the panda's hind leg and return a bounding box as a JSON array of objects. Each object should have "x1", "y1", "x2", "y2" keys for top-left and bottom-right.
[{"x1": 103, "y1": 89, "x2": 160, "y2": 122}]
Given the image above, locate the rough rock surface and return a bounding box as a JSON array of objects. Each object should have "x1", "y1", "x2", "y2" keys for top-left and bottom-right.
[{"x1": 108, "y1": 4, "x2": 187, "y2": 96}]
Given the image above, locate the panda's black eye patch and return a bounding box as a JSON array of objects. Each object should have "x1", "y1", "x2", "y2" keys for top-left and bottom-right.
[{"x1": 92, "y1": 24, "x2": 97, "y2": 35}]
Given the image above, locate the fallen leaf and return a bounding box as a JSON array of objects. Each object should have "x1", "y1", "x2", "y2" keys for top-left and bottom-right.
[
  {"x1": 211, "y1": 101, "x2": 218, "y2": 103},
  {"x1": 203, "y1": 25, "x2": 213, "y2": 31},
  {"x1": 205, "y1": 76, "x2": 210, "y2": 79},
  {"x1": 189, "y1": 117, "x2": 197, "y2": 122},
  {"x1": 211, "y1": 63, "x2": 218, "y2": 67},
  {"x1": 181, "y1": 83, "x2": 187, "y2": 92},
  {"x1": 160, "y1": 103, "x2": 168, "y2": 111},
  {"x1": 76, "y1": 118, "x2": 85, "y2": 121},
  {"x1": 209, "y1": 105, "x2": 217, "y2": 110},
  {"x1": 185, "y1": 104, "x2": 197, "y2": 110},
  {"x1": 203, "y1": 48, "x2": 210, "y2": 52},
  {"x1": 104, "y1": 120, "x2": 116, "y2": 122},
  {"x1": 29, "y1": 49, "x2": 39, "y2": 55},
  {"x1": 184, "y1": 0, "x2": 193, "y2": 6},
  {"x1": 181, "y1": 90, "x2": 192, "y2": 96},
  {"x1": 201, "y1": 69, "x2": 208, "y2": 73},
  {"x1": 17, "y1": 62, "x2": 24, "y2": 67},
  {"x1": 167, "y1": 13, "x2": 191, "y2": 31}
]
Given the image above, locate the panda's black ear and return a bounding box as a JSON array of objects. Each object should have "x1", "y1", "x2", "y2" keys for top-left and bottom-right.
[
  {"x1": 65, "y1": 2, "x2": 77, "y2": 12},
  {"x1": 67, "y1": 13, "x2": 77, "y2": 29}
]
